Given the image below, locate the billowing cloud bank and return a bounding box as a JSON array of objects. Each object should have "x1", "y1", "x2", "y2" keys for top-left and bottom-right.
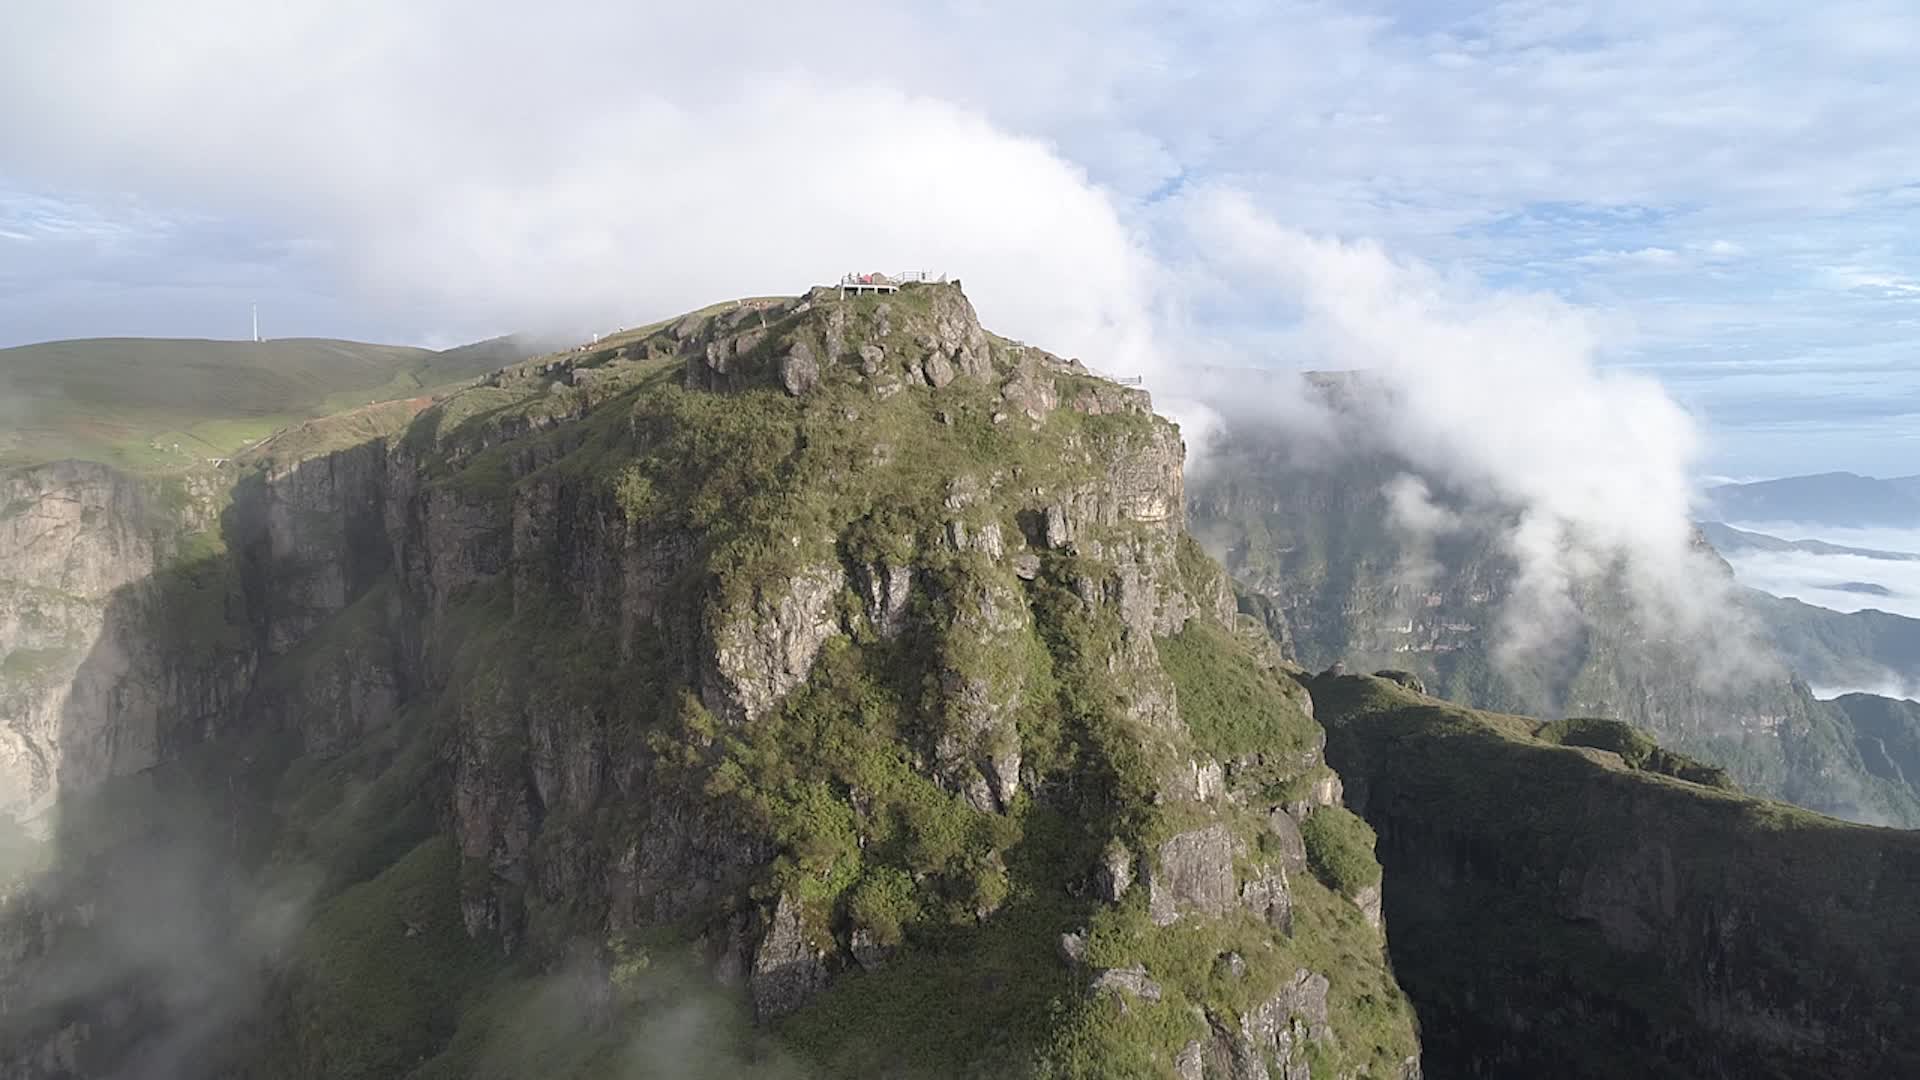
[{"x1": 2, "y1": 0, "x2": 1762, "y2": 674}]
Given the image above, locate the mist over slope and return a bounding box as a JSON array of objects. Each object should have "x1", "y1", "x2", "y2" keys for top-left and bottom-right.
[{"x1": 1187, "y1": 392, "x2": 1920, "y2": 827}]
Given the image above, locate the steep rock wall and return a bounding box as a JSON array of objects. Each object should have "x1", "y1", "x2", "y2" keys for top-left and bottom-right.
[
  {"x1": 0, "y1": 285, "x2": 1418, "y2": 1079},
  {"x1": 1314, "y1": 673, "x2": 1920, "y2": 1078}
]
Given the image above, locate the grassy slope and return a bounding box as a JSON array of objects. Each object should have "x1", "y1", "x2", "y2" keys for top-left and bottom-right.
[
  {"x1": 1313, "y1": 673, "x2": 1920, "y2": 1078},
  {"x1": 0, "y1": 336, "x2": 537, "y2": 470}
]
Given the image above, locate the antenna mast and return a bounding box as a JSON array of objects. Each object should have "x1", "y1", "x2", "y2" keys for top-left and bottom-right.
[{"x1": 252, "y1": 302, "x2": 260, "y2": 343}]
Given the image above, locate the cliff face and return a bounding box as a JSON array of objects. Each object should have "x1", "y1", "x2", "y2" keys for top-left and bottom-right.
[
  {"x1": 0, "y1": 461, "x2": 247, "y2": 826},
  {"x1": 1187, "y1": 419, "x2": 1920, "y2": 827},
  {"x1": 1313, "y1": 673, "x2": 1920, "y2": 1079},
  {"x1": 0, "y1": 285, "x2": 1418, "y2": 1079}
]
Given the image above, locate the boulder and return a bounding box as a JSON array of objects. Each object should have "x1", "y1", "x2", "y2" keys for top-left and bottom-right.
[
  {"x1": 1096, "y1": 839, "x2": 1134, "y2": 902},
  {"x1": 780, "y1": 341, "x2": 820, "y2": 396},
  {"x1": 1242, "y1": 871, "x2": 1294, "y2": 934},
  {"x1": 1148, "y1": 824, "x2": 1237, "y2": 926},
  {"x1": 1375, "y1": 669, "x2": 1426, "y2": 694},
  {"x1": 750, "y1": 894, "x2": 830, "y2": 1020},
  {"x1": 1089, "y1": 964, "x2": 1163, "y2": 1005},
  {"x1": 1264, "y1": 808, "x2": 1309, "y2": 875}
]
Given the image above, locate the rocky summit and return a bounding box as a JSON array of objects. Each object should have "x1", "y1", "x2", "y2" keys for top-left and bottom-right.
[
  {"x1": 4, "y1": 283, "x2": 1917, "y2": 1080},
  {"x1": 0, "y1": 283, "x2": 1418, "y2": 1079}
]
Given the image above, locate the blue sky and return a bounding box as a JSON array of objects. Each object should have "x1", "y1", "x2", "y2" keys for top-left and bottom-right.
[{"x1": 3, "y1": 0, "x2": 1917, "y2": 479}]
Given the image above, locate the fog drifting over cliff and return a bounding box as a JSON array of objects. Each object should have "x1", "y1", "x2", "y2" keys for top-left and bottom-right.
[{"x1": 0, "y1": 0, "x2": 1764, "y2": 678}]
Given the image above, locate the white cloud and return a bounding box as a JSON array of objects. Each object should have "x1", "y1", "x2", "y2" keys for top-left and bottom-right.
[
  {"x1": 0, "y1": 2, "x2": 1168, "y2": 361},
  {"x1": 1574, "y1": 246, "x2": 1683, "y2": 268},
  {"x1": 1167, "y1": 186, "x2": 1767, "y2": 678},
  {"x1": 1721, "y1": 524, "x2": 1920, "y2": 619},
  {"x1": 0, "y1": 0, "x2": 1902, "y2": 671}
]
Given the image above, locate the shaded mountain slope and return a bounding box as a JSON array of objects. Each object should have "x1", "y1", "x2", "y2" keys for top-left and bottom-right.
[
  {"x1": 1701, "y1": 472, "x2": 1920, "y2": 529},
  {"x1": 1831, "y1": 693, "x2": 1920, "y2": 797},
  {"x1": 1735, "y1": 588, "x2": 1920, "y2": 699},
  {"x1": 1313, "y1": 672, "x2": 1920, "y2": 1079}
]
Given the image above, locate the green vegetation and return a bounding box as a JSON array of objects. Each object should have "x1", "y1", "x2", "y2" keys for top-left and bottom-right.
[
  {"x1": 1051, "y1": 874, "x2": 1417, "y2": 1080},
  {"x1": 0, "y1": 336, "x2": 532, "y2": 470},
  {"x1": 277, "y1": 839, "x2": 498, "y2": 1080},
  {"x1": 1157, "y1": 619, "x2": 1318, "y2": 778},
  {"x1": 1300, "y1": 806, "x2": 1381, "y2": 895},
  {"x1": 1536, "y1": 717, "x2": 1735, "y2": 790}
]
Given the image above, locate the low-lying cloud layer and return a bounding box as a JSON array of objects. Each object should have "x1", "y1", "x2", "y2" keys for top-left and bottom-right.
[{"x1": 1723, "y1": 524, "x2": 1920, "y2": 620}]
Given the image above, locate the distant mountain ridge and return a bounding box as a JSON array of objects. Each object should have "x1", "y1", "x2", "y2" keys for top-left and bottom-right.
[
  {"x1": 1697, "y1": 520, "x2": 1920, "y2": 561},
  {"x1": 1702, "y1": 471, "x2": 1920, "y2": 528}
]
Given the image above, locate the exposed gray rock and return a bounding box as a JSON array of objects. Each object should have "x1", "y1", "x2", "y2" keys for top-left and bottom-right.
[
  {"x1": 751, "y1": 894, "x2": 830, "y2": 1020},
  {"x1": 859, "y1": 561, "x2": 914, "y2": 640},
  {"x1": 671, "y1": 312, "x2": 710, "y2": 342},
  {"x1": 934, "y1": 576, "x2": 1030, "y2": 812},
  {"x1": 850, "y1": 927, "x2": 893, "y2": 972},
  {"x1": 1058, "y1": 930, "x2": 1088, "y2": 965},
  {"x1": 1175, "y1": 1039, "x2": 1209, "y2": 1080},
  {"x1": 1069, "y1": 383, "x2": 1153, "y2": 417},
  {"x1": 1043, "y1": 504, "x2": 1072, "y2": 548},
  {"x1": 702, "y1": 564, "x2": 845, "y2": 725},
  {"x1": 999, "y1": 356, "x2": 1059, "y2": 421},
  {"x1": 1264, "y1": 809, "x2": 1309, "y2": 875},
  {"x1": 1242, "y1": 871, "x2": 1294, "y2": 934},
  {"x1": 1188, "y1": 757, "x2": 1226, "y2": 802},
  {"x1": 1354, "y1": 883, "x2": 1384, "y2": 930},
  {"x1": 923, "y1": 351, "x2": 957, "y2": 388},
  {"x1": 1096, "y1": 839, "x2": 1135, "y2": 902},
  {"x1": 779, "y1": 341, "x2": 820, "y2": 396},
  {"x1": 1375, "y1": 668, "x2": 1425, "y2": 693},
  {"x1": 1191, "y1": 968, "x2": 1330, "y2": 1080},
  {"x1": 1148, "y1": 824, "x2": 1237, "y2": 926},
  {"x1": 1089, "y1": 964, "x2": 1162, "y2": 1005},
  {"x1": 858, "y1": 343, "x2": 886, "y2": 376},
  {"x1": 1285, "y1": 773, "x2": 1345, "y2": 821},
  {"x1": 1012, "y1": 553, "x2": 1041, "y2": 580}
]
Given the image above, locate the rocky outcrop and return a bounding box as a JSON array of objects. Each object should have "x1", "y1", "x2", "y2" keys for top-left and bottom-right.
[
  {"x1": 1178, "y1": 968, "x2": 1331, "y2": 1080},
  {"x1": 0, "y1": 461, "x2": 239, "y2": 825},
  {"x1": 701, "y1": 565, "x2": 844, "y2": 726},
  {"x1": 1147, "y1": 824, "x2": 1237, "y2": 925},
  {"x1": 0, "y1": 285, "x2": 1423, "y2": 1078},
  {"x1": 750, "y1": 893, "x2": 829, "y2": 1020}
]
